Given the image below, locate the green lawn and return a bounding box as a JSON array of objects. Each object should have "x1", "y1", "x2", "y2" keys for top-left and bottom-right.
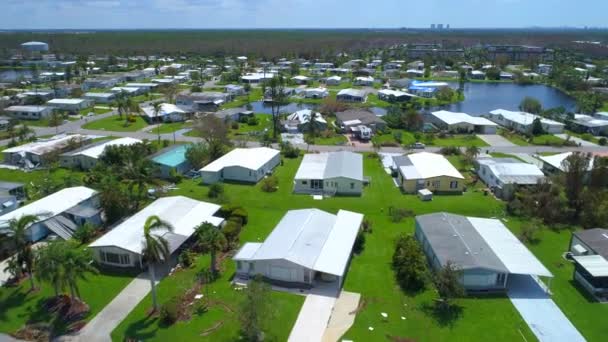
[
  {"x1": 564, "y1": 130, "x2": 600, "y2": 144},
  {"x1": 0, "y1": 266, "x2": 135, "y2": 335},
  {"x1": 221, "y1": 88, "x2": 263, "y2": 109},
  {"x1": 428, "y1": 135, "x2": 488, "y2": 147},
  {"x1": 112, "y1": 155, "x2": 541, "y2": 342},
  {"x1": 82, "y1": 115, "x2": 148, "y2": 132},
  {"x1": 79, "y1": 107, "x2": 112, "y2": 116},
  {"x1": 131, "y1": 93, "x2": 163, "y2": 104},
  {"x1": 111, "y1": 254, "x2": 303, "y2": 342},
  {"x1": 313, "y1": 134, "x2": 348, "y2": 146},
  {"x1": 530, "y1": 134, "x2": 565, "y2": 146},
  {"x1": 154, "y1": 122, "x2": 192, "y2": 134},
  {"x1": 490, "y1": 152, "x2": 527, "y2": 163},
  {"x1": 498, "y1": 130, "x2": 531, "y2": 146},
  {"x1": 374, "y1": 131, "x2": 487, "y2": 148}
]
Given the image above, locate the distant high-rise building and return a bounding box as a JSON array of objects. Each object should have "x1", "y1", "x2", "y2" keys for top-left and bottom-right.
[
  {"x1": 430, "y1": 24, "x2": 436, "y2": 29},
  {"x1": 437, "y1": 24, "x2": 444, "y2": 30},
  {"x1": 447, "y1": 24, "x2": 450, "y2": 29}
]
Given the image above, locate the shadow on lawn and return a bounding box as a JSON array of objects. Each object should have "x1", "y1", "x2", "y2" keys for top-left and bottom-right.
[
  {"x1": 568, "y1": 279, "x2": 600, "y2": 303},
  {"x1": 123, "y1": 314, "x2": 160, "y2": 341},
  {"x1": 420, "y1": 301, "x2": 463, "y2": 327}
]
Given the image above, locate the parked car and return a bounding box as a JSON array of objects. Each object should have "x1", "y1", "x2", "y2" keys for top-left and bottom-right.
[{"x1": 411, "y1": 142, "x2": 426, "y2": 149}]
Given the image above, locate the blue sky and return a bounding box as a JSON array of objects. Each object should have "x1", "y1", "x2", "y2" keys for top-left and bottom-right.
[{"x1": 2, "y1": 0, "x2": 607, "y2": 29}]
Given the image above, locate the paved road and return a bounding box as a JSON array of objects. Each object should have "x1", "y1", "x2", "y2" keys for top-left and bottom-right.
[{"x1": 508, "y1": 274, "x2": 585, "y2": 342}]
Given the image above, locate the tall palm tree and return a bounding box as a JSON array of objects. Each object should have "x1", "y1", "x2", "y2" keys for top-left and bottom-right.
[
  {"x1": 141, "y1": 215, "x2": 174, "y2": 312},
  {"x1": 5, "y1": 215, "x2": 39, "y2": 291},
  {"x1": 153, "y1": 102, "x2": 163, "y2": 143},
  {"x1": 195, "y1": 222, "x2": 226, "y2": 275},
  {"x1": 35, "y1": 241, "x2": 65, "y2": 297},
  {"x1": 303, "y1": 111, "x2": 323, "y2": 140},
  {"x1": 124, "y1": 96, "x2": 134, "y2": 127}
]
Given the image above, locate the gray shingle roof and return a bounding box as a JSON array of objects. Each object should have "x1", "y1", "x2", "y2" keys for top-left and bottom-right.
[
  {"x1": 573, "y1": 228, "x2": 608, "y2": 259},
  {"x1": 416, "y1": 212, "x2": 507, "y2": 272}
]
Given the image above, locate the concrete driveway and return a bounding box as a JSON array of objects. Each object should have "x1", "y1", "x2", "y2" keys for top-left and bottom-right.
[
  {"x1": 477, "y1": 134, "x2": 517, "y2": 147},
  {"x1": 555, "y1": 134, "x2": 598, "y2": 147},
  {"x1": 507, "y1": 274, "x2": 585, "y2": 342},
  {"x1": 288, "y1": 282, "x2": 339, "y2": 342}
]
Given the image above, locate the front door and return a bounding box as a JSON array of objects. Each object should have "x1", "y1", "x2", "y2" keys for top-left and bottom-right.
[{"x1": 311, "y1": 179, "x2": 324, "y2": 190}]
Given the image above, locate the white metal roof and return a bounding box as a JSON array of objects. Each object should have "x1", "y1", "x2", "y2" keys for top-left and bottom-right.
[
  {"x1": 572, "y1": 255, "x2": 608, "y2": 277},
  {"x1": 235, "y1": 209, "x2": 363, "y2": 276},
  {"x1": 5, "y1": 105, "x2": 49, "y2": 113},
  {"x1": 287, "y1": 109, "x2": 327, "y2": 124},
  {"x1": 468, "y1": 217, "x2": 552, "y2": 277},
  {"x1": 398, "y1": 152, "x2": 464, "y2": 180},
  {"x1": 84, "y1": 92, "x2": 115, "y2": 98},
  {"x1": 125, "y1": 83, "x2": 158, "y2": 88},
  {"x1": 199, "y1": 147, "x2": 279, "y2": 172},
  {"x1": 70, "y1": 137, "x2": 142, "y2": 159},
  {"x1": 141, "y1": 103, "x2": 185, "y2": 118},
  {"x1": 0, "y1": 186, "x2": 97, "y2": 227},
  {"x1": 47, "y1": 98, "x2": 88, "y2": 105},
  {"x1": 489, "y1": 109, "x2": 564, "y2": 127},
  {"x1": 538, "y1": 152, "x2": 594, "y2": 172},
  {"x1": 3, "y1": 134, "x2": 87, "y2": 155},
  {"x1": 234, "y1": 242, "x2": 263, "y2": 260},
  {"x1": 477, "y1": 158, "x2": 545, "y2": 184},
  {"x1": 89, "y1": 196, "x2": 222, "y2": 255},
  {"x1": 295, "y1": 151, "x2": 363, "y2": 181},
  {"x1": 431, "y1": 110, "x2": 498, "y2": 126}
]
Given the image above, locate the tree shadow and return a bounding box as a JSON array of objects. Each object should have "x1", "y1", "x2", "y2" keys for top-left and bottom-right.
[
  {"x1": 568, "y1": 279, "x2": 602, "y2": 303},
  {"x1": 420, "y1": 301, "x2": 463, "y2": 327},
  {"x1": 0, "y1": 288, "x2": 28, "y2": 321},
  {"x1": 122, "y1": 314, "x2": 160, "y2": 341}
]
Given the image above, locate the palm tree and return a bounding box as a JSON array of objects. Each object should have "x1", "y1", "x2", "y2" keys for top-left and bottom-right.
[
  {"x1": 303, "y1": 111, "x2": 323, "y2": 140},
  {"x1": 122, "y1": 157, "x2": 158, "y2": 211},
  {"x1": 35, "y1": 241, "x2": 65, "y2": 297},
  {"x1": 153, "y1": 102, "x2": 162, "y2": 143},
  {"x1": 141, "y1": 215, "x2": 174, "y2": 312},
  {"x1": 124, "y1": 96, "x2": 134, "y2": 127},
  {"x1": 195, "y1": 222, "x2": 226, "y2": 275},
  {"x1": 62, "y1": 243, "x2": 98, "y2": 301},
  {"x1": 5, "y1": 215, "x2": 39, "y2": 291}
]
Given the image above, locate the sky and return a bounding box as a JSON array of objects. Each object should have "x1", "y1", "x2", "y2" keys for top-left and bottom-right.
[{"x1": 1, "y1": 0, "x2": 607, "y2": 30}]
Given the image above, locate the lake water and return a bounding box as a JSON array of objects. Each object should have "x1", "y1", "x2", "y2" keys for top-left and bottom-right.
[{"x1": 443, "y1": 82, "x2": 576, "y2": 115}]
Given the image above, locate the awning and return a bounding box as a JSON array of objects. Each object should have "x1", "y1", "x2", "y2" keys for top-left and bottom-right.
[{"x1": 573, "y1": 255, "x2": 608, "y2": 277}]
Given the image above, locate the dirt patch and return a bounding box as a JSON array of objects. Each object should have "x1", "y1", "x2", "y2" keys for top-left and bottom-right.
[
  {"x1": 387, "y1": 335, "x2": 418, "y2": 342},
  {"x1": 349, "y1": 298, "x2": 367, "y2": 315}
]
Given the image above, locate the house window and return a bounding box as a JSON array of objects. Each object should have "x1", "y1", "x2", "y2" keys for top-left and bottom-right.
[
  {"x1": 237, "y1": 261, "x2": 242, "y2": 270},
  {"x1": 432, "y1": 180, "x2": 440, "y2": 188},
  {"x1": 450, "y1": 181, "x2": 458, "y2": 189},
  {"x1": 249, "y1": 263, "x2": 255, "y2": 271},
  {"x1": 302, "y1": 180, "x2": 308, "y2": 185},
  {"x1": 350, "y1": 183, "x2": 355, "y2": 189},
  {"x1": 101, "y1": 251, "x2": 130, "y2": 265}
]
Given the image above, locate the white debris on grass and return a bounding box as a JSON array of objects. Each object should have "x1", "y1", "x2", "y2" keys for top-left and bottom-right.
[
  {"x1": 368, "y1": 327, "x2": 374, "y2": 331},
  {"x1": 195, "y1": 294, "x2": 203, "y2": 299},
  {"x1": 381, "y1": 312, "x2": 388, "y2": 318}
]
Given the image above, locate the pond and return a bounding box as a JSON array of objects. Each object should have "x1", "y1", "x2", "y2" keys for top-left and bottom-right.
[{"x1": 443, "y1": 82, "x2": 576, "y2": 115}]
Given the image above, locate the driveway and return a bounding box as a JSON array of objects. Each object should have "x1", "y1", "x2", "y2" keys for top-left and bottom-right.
[
  {"x1": 322, "y1": 291, "x2": 360, "y2": 342},
  {"x1": 60, "y1": 264, "x2": 171, "y2": 342},
  {"x1": 507, "y1": 274, "x2": 585, "y2": 342},
  {"x1": 477, "y1": 134, "x2": 517, "y2": 147},
  {"x1": 288, "y1": 283, "x2": 339, "y2": 342},
  {"x1": 555, "y1": 134, "x2": 598, "y2": 147}
]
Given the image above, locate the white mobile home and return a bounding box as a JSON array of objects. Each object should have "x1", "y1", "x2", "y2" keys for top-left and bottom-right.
[
  {"x1": 3, "y1": 134, "x2": 89, "y2": 167},
  {"x1": 234, "y1": 209, "x2": 363, "y2": 288},
  {"x1": 294, "y1": 151, "x2": 364, "y2": 196},
  {"x1": 4, "y1": 105, "x2": 52, "y2": 120},
  {"x1": 60, "y1": 137, "x2": 142, "y2": 170},
  {"x1": 89, "y1": 196, "x2": 223, "y2": 268},
  {"x1": 475, "y1": 157, "x2": 545, "y2": 200},
  {"x1": 199, "y1": 147, "x2": 280, "y2": 184},
  {"x1": 84, "y1": 92, "x2": 117, "y2": 104},
  {"x1": 141, "y1": 103, "x2": 187, "y2": 123},
  {"x1": 0, "y1": 186, "x2": 101, "y2": 242},
  {"x1": 415, "y1": 212, "x2": 552, "y2": 292},
  {"x1": 47, "y1": 98, "x2": 92, "y2": 111},
  {"x1": 488, "y1": 109, "x2": 564, "y2": 134},
  {"x1": 428, "y1": 110, "x2": 498, "y2": 134}
]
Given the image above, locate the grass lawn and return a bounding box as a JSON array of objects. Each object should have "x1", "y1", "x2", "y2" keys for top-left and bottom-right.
[
  {"x1": 374, "y1": 131, "x2": 487, "y2": 148},
  {"x1": 313, "y1": 134, "x2": 348, "y2": 146},
  {"x1": 530, "y1": 134, "x2": 565, "y2": 146},
  {"x1": 498, "y1": 131, "x2": 531, "y2": 146},
  {"x1": 111, "y1": 254, "x2": 304, "y2": 342},
  {"x1": 564, "y1": 130, "x2": 600, "y2": 144},
  {"x1": 221, "y1": 88, "x2": 263, "y2": 109},
  {"x1": 428, "y1": 135, "x2": 488, "y2": 147},
  {"x1": 154, "y1": 122, "x2": 192, "y2": 134},
  {"x1": 490, "y1": 152, "x2": 527, "y2": 163},
  {"x1": 0, "y1": 266, "x2": 135, "y2": 335},
  {"x1": 112, "y1": 155, "x2": 543, "y2": 342},
  {"x1": 82, "y1": 115, "x2": 148, "y2": 132},
  {"x1": 79, "y1": 107, "x2": 112, "y2": 116},
  {"x1": 131, "y1": 94, "x2": 163, "y2": 104}
]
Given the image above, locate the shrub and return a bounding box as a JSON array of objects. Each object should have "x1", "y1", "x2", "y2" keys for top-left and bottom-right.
[
  {"x1": 222, "y1": 220, "x2": 242, "y2": 243},
  {"x1": 208, "y1": 183, "x2": 224, "y2": 198},
  {"x1": 169, "y1": 168, "x2": 183, "y2": 184},
  {"x1": 389, "y1": 207, "x2": 415, "y2": 223},
  {"x1": 439, "y1": 146, "x2": 461, "y2": 155},
  {"x1": 353, "y1": 229, "x2": 366, "y2": 255},
  {"x1": 178, "y1": 251, "x2": 195, "y2": 268},
  {"x1": 247, "y1": 116, "x2": 259, "y2": 126},
  {"x1": 231, "y1": 121, "x2": 239, "y2": 130},
  {"x1": 160, "y1": 296, "x2": 181, "y2": 325},
  {"x1": 218, "y1": 205, "x2": 249, "y2": 225},
  {"x1": 361, "y1": 219, "x2": 373, "y2": 233},
  {"x1": 261, "y1": 176, "x2": 279, "y2": 192},
  {"x1": 162, "y1": 139, "x2": 170, "y2": 147},
  {"x1": 127, "y1": 115, "x2": 136, "y2": 123},
  {"x1": 73, "y1": 223, "x2": 96, "y2": 244},
  {"x1": 599, "y1": 137, "x2": 607, "y2": 146},
  {"x1": 280, "y1": 142, "x2": 300, "y2": 158},
  {"x1": 231, "y1": 207, "x2": 249, "y2": 225}
]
